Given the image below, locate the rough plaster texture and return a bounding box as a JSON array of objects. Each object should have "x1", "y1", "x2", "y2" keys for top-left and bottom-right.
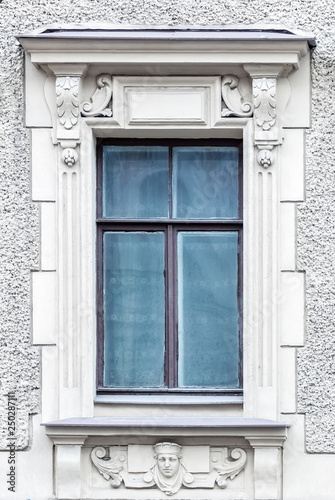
[{"x1": 0, "y1": 0, "x2": 334, "y2": 452}]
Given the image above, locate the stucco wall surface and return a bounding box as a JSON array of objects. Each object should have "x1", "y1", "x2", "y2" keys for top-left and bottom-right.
[{"x1": 0, "y1": 0, "x2": 334, "y2": 453}]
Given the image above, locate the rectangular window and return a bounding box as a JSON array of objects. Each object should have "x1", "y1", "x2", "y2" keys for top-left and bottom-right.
[{"x1": 97, "y1": 139, "x2": 242, "y2": 393}]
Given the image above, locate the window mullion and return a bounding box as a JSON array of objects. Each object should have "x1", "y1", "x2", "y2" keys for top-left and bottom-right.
[{"x1": 166, "y1": 224, "x2": 177, "y2": 387}]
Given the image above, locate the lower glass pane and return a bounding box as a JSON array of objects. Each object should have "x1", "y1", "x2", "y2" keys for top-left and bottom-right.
[
  {"x1": 177, "y1": 231, "x2": 240, "y2": 388},
  {"x1": 103, "y1": 232, "x2": 165, "y2": 387}
]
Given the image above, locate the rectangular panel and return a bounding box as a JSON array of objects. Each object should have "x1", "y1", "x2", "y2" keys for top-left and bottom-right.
[
  {"x1": 172, "y1": 147, "x2": 239, "y2": 219},
  {"x1": 41, "y1": 202, "x2": 56, "y2": 270},
  {"x1": 103, "y1": 146, "x2": 169, "y2": 219},
  {"x1": 280, "y1": 271, "x2": 305, "y2": 346},
  {"x1": 126, "y1": 87, "x2": 208, "y2": 124},
  {"x1": 32, "y1": 271, "x2": 56, "y2": 345},
  {"x1": 280, "y1": 202, "x2": 296, "y2": 271},
  {"x1": 103, "y1": 232, "x2": 165, "y2": 388},
  {"x1": 280, "y1": 128, "x2": 305, "y2": 202},
  {"x1": 177, "y1": 231, "x2": 240, "y2": 388},
  {"x1": 31, "y1": 128, "x2": 56, "y2": 201},
  {"x1": 280, "y1": 347, "x2": 296, "y2": 413}
]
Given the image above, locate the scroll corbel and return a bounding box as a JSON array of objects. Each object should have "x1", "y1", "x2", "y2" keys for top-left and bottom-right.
[
  {"x1": 221, "y1": 75, "x2": 253, "y2": 118},
  {"x1": 80, "y1": 74, "x2": 113, "y2": 117}
]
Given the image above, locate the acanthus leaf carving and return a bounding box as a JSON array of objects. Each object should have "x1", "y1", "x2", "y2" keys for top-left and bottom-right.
[
  {"x1": 91, "y1": 446, "x2": 124, "y2": 487},
  {"x1": 213, "y1": 447, "x2": 247, "y2": 488},
  {"x1": 221, "y1": 75, "x2": 253, "y2": 118},
  {"x1": 91, "y1": 442, "x2": 247, "y2": 495},
  {"x1": 80, "y1": 74, "x2": 113, "y2": 117},
  {"x1": 253, "y1": 77, "x2": 277, "y2": 132},
  {"x1": 56, "y1": 76, "x2": 80, "y2": 130}
]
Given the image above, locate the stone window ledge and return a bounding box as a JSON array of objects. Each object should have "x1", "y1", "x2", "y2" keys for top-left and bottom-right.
[{"x1": 43, "y1": 416, "x2": 288, "y2": 445}]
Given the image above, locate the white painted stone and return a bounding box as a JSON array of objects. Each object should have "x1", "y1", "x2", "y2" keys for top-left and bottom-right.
[
  {"x1": 25, "y1": 55, "x2": 52, "y2": 128},
  {"x1": 41, "y1": 202, "x2": 56, "y2": 270},
  {"x1": 55, "y1": 443, "x2": 83, "y2": 499},
  {"x1": 283, "y1": 415, "x2": 335, "y2": 500},
  {"x1": 279, "y1": 347, "x2": 296, "y2": 413},
  {"x1": 41, "y1": 346, "x2": 58, "y2": 422},
  {"x1": 280, "y1": 272, "x2": 305, "y2": 346},
  {"x1": 282, "y1": 52, "x2": 311, "y2": 128},
  {"x1": 127, "y1": 88, "x2": 208, "y2": 124},
  {"x1": 253, "y1": 447, "x2": 281, "y2": 500},
  {"x1": 128, "y1": 444, "x2": 210, "y2": 473},
  {"x1": 31, "y1": 128, "x2": 57, "y2": 201},
  {"x1": 32, "y1": 271, "x2": 56, "y2": 345},
  {"x1": 280, "y1": 202, "x2": 296, "y2": 271},
  {"x1": 280, "y1": 128, "x2": 305, "y2": 202}
]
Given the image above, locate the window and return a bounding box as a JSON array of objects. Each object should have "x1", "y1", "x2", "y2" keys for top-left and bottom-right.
[{"x1": 97, "y1": 139, "x2": 242, "y2": 393}]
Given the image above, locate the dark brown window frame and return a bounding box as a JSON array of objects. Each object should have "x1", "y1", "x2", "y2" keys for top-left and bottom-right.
[{"x1": 96, "y1": 138, "x2": 243, "y2": 395}]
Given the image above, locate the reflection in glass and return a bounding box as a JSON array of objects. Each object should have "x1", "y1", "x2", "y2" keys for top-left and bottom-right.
[
  {"x1": 177, "y1": 232, "x2": 239, "y2": 388},
  {"x1": 172, "y1": 147, "x2": 239, "y2": 219},
  {"x1": 104, "y1": 232, "x2": 165, "y2": 387},
  {"x1": 103, "y1": 146, "x2": 169, "y2": 218}
]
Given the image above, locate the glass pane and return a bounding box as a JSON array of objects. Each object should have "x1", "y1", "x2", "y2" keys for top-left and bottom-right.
[
  {"x1": 103, "y1": 146, "x2": 169, "y2": 218},
  {"x1": 172, "y1": 147, "x2": 239, "y2": 219},
  {"x1": 177, "y1": 232, "x2": 240, "y2": 388},
  {"x1": 103, "y1": 232, "x2": 165, "y2": 387}
]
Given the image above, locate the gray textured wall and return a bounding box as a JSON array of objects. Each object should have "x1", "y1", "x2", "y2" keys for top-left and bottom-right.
[{"x1": 0, "y1": 0, "x2": 334, "y2": 452}]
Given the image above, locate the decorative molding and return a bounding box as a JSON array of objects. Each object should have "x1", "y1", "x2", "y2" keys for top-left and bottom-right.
[
  {"x1": 91, "y1": 442, "x2": 247, "y2": 496},
  {"x1": 221, "y1": 75, "x2": 253, "y2": 118},
  {"x1": 62, "y1": 147, "x2": 79, "y2": 167},
  {"x1": 257, "y1": 147, "x2": 274, "y2": 168},
  {"x1": 253, "y1": 77, "x2": 276, "y2": 132},
  {"x1": 56, "y1": 76, "x2": 80, "y2": 130},
  {"x1": 81, "y1": 74, "x2": 113, "y2": 117}
]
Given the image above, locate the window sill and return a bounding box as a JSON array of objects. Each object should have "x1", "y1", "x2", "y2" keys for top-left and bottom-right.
[{"x1": 94, "y1": 393, "x2": 243, "y2": 405}]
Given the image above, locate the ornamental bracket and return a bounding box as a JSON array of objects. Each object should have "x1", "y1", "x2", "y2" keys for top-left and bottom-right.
[{"x1": 244, "y1": 64, "x2": 284, "y2": 168}]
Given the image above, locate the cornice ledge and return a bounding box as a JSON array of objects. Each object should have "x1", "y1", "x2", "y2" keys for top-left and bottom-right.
[
  {"x1": 16, "y1": 24, "x2": 314, "y2": 72},
  {"x1": 42, "y1": 416, "x2": 289, "y2": 440}
]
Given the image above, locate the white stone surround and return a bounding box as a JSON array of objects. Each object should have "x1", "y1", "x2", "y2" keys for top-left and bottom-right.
[{"x1": 16, "y1": 24, "x2": 312, "y2": 500}]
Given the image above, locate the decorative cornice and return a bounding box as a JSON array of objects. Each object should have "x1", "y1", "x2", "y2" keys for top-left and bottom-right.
[
  {"x1": 221, "y1": 75, "x2": 253, "y2": 118},
  {"x1": 81, "y1": 74, "x2": 113, "y2": 117}
]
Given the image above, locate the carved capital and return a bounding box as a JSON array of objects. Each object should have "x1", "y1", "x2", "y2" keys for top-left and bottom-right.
[
  {"x1": 81, "y1": 74, "x2": 113, "y2": 117},
  {"x1": 221, "y1": 75, "x2": 253, "y2": 118},
  {"x1": 56, "y1": 76, "x2": 80, "y2": 130}
]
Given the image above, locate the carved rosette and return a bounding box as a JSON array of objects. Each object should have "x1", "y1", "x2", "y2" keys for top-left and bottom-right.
[
  {"x1": 257, "y1": 147, "x2": 274, "y2": 168},
  {"x1": 56, "y1": 76, "x2": 80, "y2": 130},
  {"x1": 221, "y1": 75, "x2": 253, "y2": 118},
  {"x1": 62, "y1": 147, "x2": 79, "y2": 167},
  {"x1": 91, "y1": 442, "x2": 247, "y2": 495},
  {"x1": 81, "y1": 74, "x2": 113, "y2": 117}
]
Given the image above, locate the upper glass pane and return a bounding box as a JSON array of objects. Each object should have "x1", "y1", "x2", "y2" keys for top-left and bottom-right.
[
  {"x1": 177, "y1": 231, "x2": 240, "y2": 388},
  {"x1": 103, "y1": 231, "x2": 165, "y2": 388},
  {"x1": 172, "y1": 147, "x2": 239, "y2": 219},
  {"x1": 103, "y1": 146, "x2": 169, "y2": 218}
]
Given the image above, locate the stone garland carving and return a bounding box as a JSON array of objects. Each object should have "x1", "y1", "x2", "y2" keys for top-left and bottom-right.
[
  {"x1": 56, "y1": 76, "x2": 80, "y2": 130},
  {"x1": 80, "y1": 74, "x2": 113, "y2": 117},
  {"x1": 91, "y1": 442, "x2": 247, "y2": 496},
  {"x1": 221, "y1": 75, "x2": 253, "y2": 118}
]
